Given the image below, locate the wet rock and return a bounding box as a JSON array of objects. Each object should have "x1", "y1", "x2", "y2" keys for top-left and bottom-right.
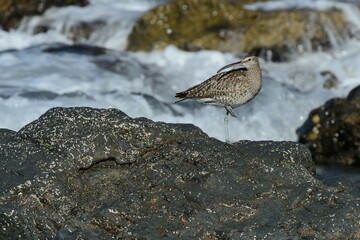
[
  {"x1": 0, "y1": 108, "x2": 360, "y2": 239},
  {"x1": 297, "y1": 85, "x2": 360, "y2": 166},
  {"x1": 19, "y1": 90, "x2": 59, "y2": 100},
  {"x1": 19, "y1": 90, "x2": 93, "y2": 100},
  {"x1": 0, "y1": 107, "x2": 360, "y2": 239},
  {"x1": 348, "y1": 85, "x2": 360, "y2": 101},
  {"x1": 33, "y1": 20, "x2": 106, "y2": 43},
  {"x1": 0, "y1": 0, "x2": 88, "y2": 31},
  {"x1": 0, "y1": 128, "x2": 16, "y2": 143},
  {"x1": 43, "y1": 44, "x2": 110, "y2": 56},
  {"x1": 321, "y1": 71, "x2": 339, "y2": 89},
  {"x1": 127, "y1": 0, "x2": 348, "y2": 61},
  {"x1": 62, "y1": 20, "x2": 106, "y2": 42}
]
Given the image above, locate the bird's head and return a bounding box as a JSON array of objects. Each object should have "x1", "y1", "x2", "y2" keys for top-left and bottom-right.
[{"x1": 217, "y1": 56, "x2": 259, "y2": 73}]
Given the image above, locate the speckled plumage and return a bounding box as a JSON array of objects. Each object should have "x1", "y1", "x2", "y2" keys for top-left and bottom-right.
[{"x1": 175, "y1": 56, "x2": 262, "y2": 117}]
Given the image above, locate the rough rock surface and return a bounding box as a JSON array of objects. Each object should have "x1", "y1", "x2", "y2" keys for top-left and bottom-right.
[
  {"x1": 297, "y1": 85, "x2": 360, "y2": 166},
  {"x1": 127, "y1": 0, "x2": 348, "y2": 61},
  {"x1": 0, "y1": 0, "x2": 88, "y2": 31},
  {"x1": 0, "y1": 107, "x2": 360, "y2": 239}
]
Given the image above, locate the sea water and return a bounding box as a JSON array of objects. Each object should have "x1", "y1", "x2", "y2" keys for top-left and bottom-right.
[{"x1": 0, "y1": 0, "x2": 360, "y2": 143}]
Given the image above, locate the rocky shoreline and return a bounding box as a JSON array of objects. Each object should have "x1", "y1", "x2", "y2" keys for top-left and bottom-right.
[
  {"x1": 1, "y1": 107, "x2": 359, "y2": 239},
  {"x1": 0, "y1": 1, "x2": 359, "y2": 237}
]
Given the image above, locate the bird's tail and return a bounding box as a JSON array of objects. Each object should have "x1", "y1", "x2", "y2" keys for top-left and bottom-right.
[{"x1": 174, "y1": 91, "x2": 188, "y2": 103}]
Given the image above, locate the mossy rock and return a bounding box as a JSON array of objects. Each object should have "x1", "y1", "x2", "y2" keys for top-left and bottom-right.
[
  {"x1": 127, "y1": 0, "x2": 348, "y2": 59},
  {"x1": 0, "y1": 0, "x2": 88, "y2": 31}
]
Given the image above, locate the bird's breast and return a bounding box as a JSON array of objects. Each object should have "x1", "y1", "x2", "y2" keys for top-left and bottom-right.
[{"x1": 230, "y1": 75, "x2": 262, "y2": 107}]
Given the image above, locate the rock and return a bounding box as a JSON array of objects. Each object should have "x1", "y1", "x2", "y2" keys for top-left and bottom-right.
[
  {"x1": 33, "y1": 19, "x2": 106, "y2": 43},
  {"x1": 1, "y1": 107, "x2": 360, "y2": 239},
  {"x1": 127, "y1": 0, "x2": 348, "y2": 61},
  {"x1": 0, "y1": 128, "x2": 16, "y2": 143},
  {"x1": 321, "y1": 71, "x2": 339, "y2": 89},
  {"x1": 43, "y1": 43, "x2": 109, "y2": 56},
  {"x1": 297, "y1": 85, "x2": 360, "y2": 166},
  {"x1": 0, "y1": 0, "x2": 88, "y2": 31}
]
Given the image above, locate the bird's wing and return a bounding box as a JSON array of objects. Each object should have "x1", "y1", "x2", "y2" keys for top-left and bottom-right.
[
  {"x1": 189, "y1": 71, "x2": 245, "y2": 97},
  {"x1": 174, "y1": 74, "x2": 221, "y2": 100},
  {"x1": 184, "y1": 71, "x2": 246, "y2": 98}
]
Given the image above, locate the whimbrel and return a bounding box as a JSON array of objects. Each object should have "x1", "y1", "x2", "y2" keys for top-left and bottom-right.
[{"x1": 175, "y1": 56, "x2": 263, "y2": 143}]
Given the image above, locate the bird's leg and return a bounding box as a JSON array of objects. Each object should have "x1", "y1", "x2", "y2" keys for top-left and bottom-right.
[
  {"x1": 224, "y1": 106, "x2": 237, "y2": 143},
  {"x1": 224, "y1": 111, "x2": 230, "y2": 144},
  {"x1": 225, "y1": 106, "x2": 237, "y2": 118}
]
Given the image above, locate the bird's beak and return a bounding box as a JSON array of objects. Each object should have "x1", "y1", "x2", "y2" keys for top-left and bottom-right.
[{"x1": 217, "y1": 60, "x2": 246, "y2": 73}]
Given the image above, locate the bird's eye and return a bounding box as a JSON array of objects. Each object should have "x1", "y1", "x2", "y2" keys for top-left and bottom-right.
[{"x1": 248, "y1": 58, "x2": 251, "y2": 61}]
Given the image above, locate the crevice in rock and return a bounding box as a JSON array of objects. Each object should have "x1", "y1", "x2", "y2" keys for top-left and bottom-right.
[
  {"x1": 141, "y1": 139, "x2": 179, "y2": 160},
  {"x1": 78, "y1": 157, "x2": 119, "y2": 172}
]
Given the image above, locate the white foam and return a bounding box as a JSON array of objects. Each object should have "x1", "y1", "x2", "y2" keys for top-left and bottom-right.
[
  {"x1": 133, "y1": 44, "x2": 360, "y2": 141},
  {"x1": 0, "y1": 0, "x2": 159, "y2": 51},
  {"x1": 245, "y1": 0, "x2": 356, "y2": 12},
  {"x1": 0, "y1": 0, "x2": 360, "y2": 142}
]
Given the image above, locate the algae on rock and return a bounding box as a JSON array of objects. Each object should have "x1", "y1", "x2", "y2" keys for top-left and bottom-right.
[
  {"x1": 297, "y1": 85, "x2": 360, "y2": 166},
  {"x1": 0, "y1": 0, "x2": 88, "y2": 30},
  {"x1": 127, "y1": 0, "x2": 348, "y2": 59}
]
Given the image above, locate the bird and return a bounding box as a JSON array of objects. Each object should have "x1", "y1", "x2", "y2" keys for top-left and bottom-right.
[{"x1": 174, "y1": 56, "x2": 263, "y2": 143}]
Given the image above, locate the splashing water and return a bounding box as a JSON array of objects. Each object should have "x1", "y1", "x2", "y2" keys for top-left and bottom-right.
[{"x1": 0, "y1": 0, "x2": 360, "y2": 143}]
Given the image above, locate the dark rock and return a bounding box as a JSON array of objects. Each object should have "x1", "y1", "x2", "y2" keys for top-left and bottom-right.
[
  {"x1": 297, "y1": 85, "x2": 360, "y2": 166},
  {"x1": 0, "y1": 85, "x2": 20, "y2": 99},
  {"x1": 127, "y1": 0, "x2": 348, "y2": 61},
  {"x1": 1, "y1": 107, "x2": 360, "y2": 239},
  {"x1": 62, "y1": 20, "x2": 106, "y2": 42},
  {"x1": 19, "y1": 90, "x2": 59, "y2": 100},
  {"x1": 347, "y1": 85, "x2": 360, "y2": 101},
  {"x1": 43, "y1": 44, "x2": 110, "y2": 56},
  {"x1": 0, "y1": 128, "x2": 16, "y2": 143},
  {"x1": 0, "y1": 0, "x2": 89, "y2": 31},
  {"x1": 18, "y1": 90, "x2": 93, "y2": 100}
]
